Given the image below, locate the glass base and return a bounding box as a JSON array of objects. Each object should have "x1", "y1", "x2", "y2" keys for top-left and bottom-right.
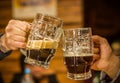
[
  {"x1": 24, "y1": 58, "x2": 49, "y2": 69},
  {"x1": 67, "y1": 70, "x2": 92, "y2": 80}
]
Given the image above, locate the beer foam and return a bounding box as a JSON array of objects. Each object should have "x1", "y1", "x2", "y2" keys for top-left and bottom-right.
[
  {"x1": 63, "y1": 51, "x2": 93, "y2": 57},
  {"x1": 26, "y1": 40, "x2": 58, "y2": 49}
]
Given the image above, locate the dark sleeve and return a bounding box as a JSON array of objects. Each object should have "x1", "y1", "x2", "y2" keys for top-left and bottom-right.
[
  {"x1": 114, "y1": 75, "x2": 120, "y2": 83},
  {"x1": 0, "y1": 50, "x2": 12, "y2": 60},
  {"x1": 0, "y1": 33, "x2": 12, "y2": 60},
  {"x1": 100, "y1": 70, "x2": 120, "y2": 83},
  {"x1": 47, "y1": 74, "x2": 59, "y2": 83}
]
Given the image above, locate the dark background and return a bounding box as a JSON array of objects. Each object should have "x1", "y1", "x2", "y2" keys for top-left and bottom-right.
[{"x1": 84, "y1": 0, "x2": 120, "y2": 44}]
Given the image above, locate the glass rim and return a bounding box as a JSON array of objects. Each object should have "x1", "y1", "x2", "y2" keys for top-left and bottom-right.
[
  {"x1": 36, "y1": 13, "x2": 63, "y2": 22},
  {"x1": 63, "y1": 27, "x2": 91, "y2": 31}
]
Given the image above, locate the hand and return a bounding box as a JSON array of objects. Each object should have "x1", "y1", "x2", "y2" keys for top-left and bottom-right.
[
  {"x1": 1, "y1": 20, "x2": 30, "y2": 52},
  {"x1": 91, "y1": 35, "x2": 120, "y2": 78},
  {"x1": 91, "y1": 35, "x2": 112, "y2": 70}
]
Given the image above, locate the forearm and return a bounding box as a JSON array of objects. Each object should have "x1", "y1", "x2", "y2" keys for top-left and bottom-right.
[{"x1": 103, "y1": 54, "x2": 120, "y2": 78}]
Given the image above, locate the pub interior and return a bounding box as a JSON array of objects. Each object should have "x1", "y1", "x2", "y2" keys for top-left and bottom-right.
[{"x1": 0, "y1": 0, "x2": 120, "y2": 83}]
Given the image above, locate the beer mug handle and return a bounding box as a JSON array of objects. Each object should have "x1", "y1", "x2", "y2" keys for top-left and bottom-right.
[
  {"x1": 20, "y1": 48, "x2": 27, "y2": 56},
  {"x1": 54, "y1": 28, "x2": 63, "y2": 41}
]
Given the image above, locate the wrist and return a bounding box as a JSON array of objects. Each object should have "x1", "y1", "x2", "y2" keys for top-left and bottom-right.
[
  {"x1": 0, "y1": 35, "x2": 10, "y2": 53},
  {"x1": 103, "y1": 54, "x2": 120, "y2": 78}
]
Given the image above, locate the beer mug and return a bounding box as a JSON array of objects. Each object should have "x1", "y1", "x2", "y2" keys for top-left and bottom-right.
[
  {"x1": 24, "y1": 13, "x2": 63, "y2": 69},
  {"x1": 62, "y1": 28, "x2": 93, "y2": 80}
]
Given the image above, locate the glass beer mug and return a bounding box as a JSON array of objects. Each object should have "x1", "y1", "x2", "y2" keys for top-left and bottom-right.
[
  {"x1": 24, "y1": 13, "x2": 63, "y2": 69},
  {"x1": 62, "y1": 28, "x2": 93, "y2": 80}
]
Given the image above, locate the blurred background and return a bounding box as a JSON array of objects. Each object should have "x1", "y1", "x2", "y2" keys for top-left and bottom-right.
[{"x1": 0, "y1": 0, "x2": 120, "y2": 83}]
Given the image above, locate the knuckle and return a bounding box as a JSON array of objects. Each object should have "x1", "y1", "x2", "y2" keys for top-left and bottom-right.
[
  {"x1": 6, "y1": 40, "x2": 12, "y2": 45},
  {"x1": 8, "y1": 19, "x2": 16, "y2": 24},
  {"x1": 102, "y1": 37, "x2": 108, "y2": 42},
  {"x1": 5, "y1": 34, "x2": 12, "y2": 39}
]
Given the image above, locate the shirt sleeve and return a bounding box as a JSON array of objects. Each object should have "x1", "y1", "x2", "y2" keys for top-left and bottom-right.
[
  {"x1": 0, "y1": 33, "x2": 12, "y2": 60},
  {"x1": 0, "y1": 50, "x2": 12, "y2": 60},
  {"x1": 100, "y1": 70, "x2": 120, "y2": 83}
]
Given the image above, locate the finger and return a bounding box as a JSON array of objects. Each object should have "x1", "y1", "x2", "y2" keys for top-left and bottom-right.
[
  {"x1": 92, "y1": 35, "x2": 101, "y2": 44},
  {"x1": 5, "y1": 24, "x2": 26, "y2": 37},
  {"x1": 91, "y1": 54, "x2": 100, "y2": 70},
  {"x1": 91, "y1": 63, "x2": 101, "y2": 70},
  {"x1": 94, "y1": 43, "x2": 100, "y2": 48},
  {"x1": 93, "y1": 54, "x2": 100, "y2": 59},
  {"x1": 94, "y1": 48, "x2": 99, "y2": 54},
  {"x1": 9, "y1": 24, "x2": 26, "y2": 37},
  {"x1": 92, "y1": 35, "x2": 112, "y2": 60},
  {"x1": 16, "y1": 21, "x2": 31, "y2": 33},
  {"x1": 7, "y1": 39, "x2": 26, "y2": 50},
  {"x1": 9, "y1": 34, "x2": 26, "y2": 42},
  {"x1": 8, "y1": 20, "x2": 30, "y2": 33}
]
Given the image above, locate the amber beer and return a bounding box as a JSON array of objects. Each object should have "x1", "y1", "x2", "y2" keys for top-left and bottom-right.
[
  {"x1": 25, "y1": 40, "x2": 58, "y2": 68},
  {"x1": 64, "y1": 55, "x2": 93, "y2": 74}
]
